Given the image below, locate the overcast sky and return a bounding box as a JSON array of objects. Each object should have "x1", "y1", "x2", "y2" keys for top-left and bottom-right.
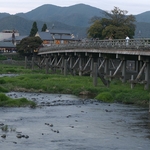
[{"x1": 1, "y1": 0, "x2": 150, "y2": 15}]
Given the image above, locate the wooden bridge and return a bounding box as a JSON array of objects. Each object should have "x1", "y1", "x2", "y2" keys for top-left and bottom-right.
[{"x1": 37, "y1": 38, "x2": 150, "y2": 89}]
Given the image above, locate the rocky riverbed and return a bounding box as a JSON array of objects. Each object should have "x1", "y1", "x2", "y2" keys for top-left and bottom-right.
[{"x1": 0, "y1": 92, "x2": 150, "y2": 150}]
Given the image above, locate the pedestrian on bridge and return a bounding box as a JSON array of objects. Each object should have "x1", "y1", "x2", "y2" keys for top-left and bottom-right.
[{"x1": 126, "y1": 36, "x2": 130, "y2": 46}]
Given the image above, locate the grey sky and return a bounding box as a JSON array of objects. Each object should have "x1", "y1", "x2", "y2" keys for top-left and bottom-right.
[{"x1": 0, "y1": 0, "x2": 149, "y2": 15}]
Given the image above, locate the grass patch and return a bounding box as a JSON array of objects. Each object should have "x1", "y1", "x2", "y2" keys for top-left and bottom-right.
[
  {"x1": 0, "y1": 93, "x2": 36, "y2": 107},
  {"x1": 0, "y1": 64, "x2": 150, "y2": 107},
  {"x1": 95, "y1": 92, "x2": 114, "y2": 103}
]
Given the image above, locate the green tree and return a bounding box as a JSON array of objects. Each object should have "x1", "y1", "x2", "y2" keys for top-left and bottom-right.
[
  {"x1": 16, "y1": 36, "x2": 42, "y2": 56},
  {"x1": 88, "y1": 7, "x2": 136, "y2": 39},
  {"x1": 87, "y1": 20, "x2": 103, "y2": 39},
  {"x1": 29, "y1": 21, "x2": 38, "y2": 37},
  {"x1": 41, "y1": 23, "x2": 47, "y2": 32}
]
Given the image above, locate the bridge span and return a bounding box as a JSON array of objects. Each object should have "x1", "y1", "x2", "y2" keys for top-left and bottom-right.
[{"x1": 37, "y1": 38, "x2": 150, "y2": 89}]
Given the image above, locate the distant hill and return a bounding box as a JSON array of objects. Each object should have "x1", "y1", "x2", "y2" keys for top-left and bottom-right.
[
  {"x1": 135, "y1": 11, "x2": 150, "y2": 23},
  {"x1": 0, "y1": 15, "x2": 32, "y2": 35},
  {"x1": 0, "y1": 4, "x2": 150, "y2": 38},
  {"x1": 0, "y1": 15, "x2": 87, "y2": 38},
  {"x1": 0, "y1": 13, "x2": 10, "y2": 19},
  {"x1": 134, "y1": 22, "x2": 150, "y2": 38},
  {"x1": 16, "y1": 4, "x2": 105, "y2": 27}
]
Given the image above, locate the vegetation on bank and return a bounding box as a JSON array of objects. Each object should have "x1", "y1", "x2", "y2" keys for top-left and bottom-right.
[
  {"x1": 0, "y1": 64, "x2": 150, "y2": 107},
  {"x1": 0, "y1": 93, "x2": 36, "y2": 107}
]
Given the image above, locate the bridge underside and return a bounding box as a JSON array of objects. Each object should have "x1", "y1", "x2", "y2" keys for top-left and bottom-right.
[{"x1": 33, "y1": 51, "x2": 150, "y2": 90}]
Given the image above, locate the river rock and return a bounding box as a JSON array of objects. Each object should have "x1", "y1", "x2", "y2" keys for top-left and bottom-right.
[{"x1": 1, "y1": 134, "x2": 6, "y2": 138}]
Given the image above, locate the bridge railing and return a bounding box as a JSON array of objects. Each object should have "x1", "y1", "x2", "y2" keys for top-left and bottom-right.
[{"x1": 38, "y1": 38, "x2": 150, "y2": 53}]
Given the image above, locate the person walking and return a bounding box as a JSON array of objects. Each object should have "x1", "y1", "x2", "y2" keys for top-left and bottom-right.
[{"x1": 126, "y1": 36, "x2": 130, "y2": 46}]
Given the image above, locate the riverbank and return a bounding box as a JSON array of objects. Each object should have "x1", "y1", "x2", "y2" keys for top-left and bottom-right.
[{"x1": 0, "y1": 64, "x2": 150, "y2": 107}]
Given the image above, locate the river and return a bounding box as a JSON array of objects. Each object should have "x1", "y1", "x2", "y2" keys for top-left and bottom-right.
[{"x1": 0, "y1": 92, "x2": 150, "y2": 150}]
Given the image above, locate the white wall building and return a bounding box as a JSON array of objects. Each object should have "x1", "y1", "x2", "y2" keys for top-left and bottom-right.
[{"x1": 0, "y1": 30, "x2": 19, "y2": 41}]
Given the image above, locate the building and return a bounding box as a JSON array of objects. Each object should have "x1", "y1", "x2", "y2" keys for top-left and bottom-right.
[
  {"x1": 0, "y1": 41, "x2": 16, "y2": 53},
  {"x1": 35, "y1": 29, "x2": 78, "y2": 46},
  {"x1": 0, "y1": 30, "x2": 28, "y2": 53},
  {"x1": 0, "y1": 30, "x2": 19, "y2": 41},
  {"x1": 35, "y1": 31, "x2": 53, "y2": 46},
  {"x1": 4, "y1": 35, "x2": 28, "y2": 46}
]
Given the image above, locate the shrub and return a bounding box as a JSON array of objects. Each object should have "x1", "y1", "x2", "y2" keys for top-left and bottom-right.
[
  {"x1": 0, "y1": 86, "x2": 8, "y2": 92},
  {"x1": 95, "y1": 92, "x2": 114, "y2": 102},
  {"x1": 0, "y1": 93, "x2": 9, "y2": 101},
  {"x1": 0, "y1": 93, "x2": 36, "y2": 107},
  {"x1": 0, "y1": 79, "x2": 6, "y2": 84}
]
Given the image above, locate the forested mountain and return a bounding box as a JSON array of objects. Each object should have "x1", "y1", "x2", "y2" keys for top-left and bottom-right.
[
  {"x1": 0, "y1": 4, "x2": 150, "y2": 38},
  {"x1": 16, "y1": 4, "x2": 105, "y2": 27},
  {"x1": 0, "y1": 13, "x2": 10, "y2": 19},
  {"x1": 135, "y1": 11, "x2": 150, "y2": 23}
]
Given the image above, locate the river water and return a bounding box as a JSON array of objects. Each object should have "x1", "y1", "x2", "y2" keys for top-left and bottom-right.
[{"x1": 0, "y1": 92, "x2": 150, "y2": 150}]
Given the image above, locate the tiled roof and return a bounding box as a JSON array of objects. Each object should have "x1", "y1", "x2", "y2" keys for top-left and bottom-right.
[
  {"x1": 0, "y1": 41, "x2": 15, "y2": 48},
  {"x1": 53, "y1": 34, "x2": 74, "y2": 40},
  {"x1": 36, "y1": 32, "x2": 53, "y2": 40},
  {"x1": 15, "y1": 35, "x2": 28, "y2": 41},
  {"x1": 49, "y1": 29, "x2": 71, "y2": 35},
  {"x1": 36, "y1": 30, "x2": 78, "y2": 41}
]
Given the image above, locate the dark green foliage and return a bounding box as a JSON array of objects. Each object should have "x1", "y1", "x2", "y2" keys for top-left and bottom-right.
[
  {"x1": 29, "y1": 21, "x2": 38, "y2": 37},
  {"x1": 0, "y1": 93, "x2": 36, "y2": 107},
  {"x1": 95, "y1": 92, "x2": 114, "y2": 102},
  {"x1": 88, "y1": 7, "x2": 136, "y2": 39},
  {"x1": 0, "y1": 86, "x2": 8, "y2": 92},
  {"x1": 0, "y1": 55, "x2": 7, "y2": 60},
  {"x1": 16, "y1": 36, "x2": 42, "y2": 56},
  {"x1": 87, "y1": 20, "x2": 103, "y2": 39},
  {"x1": 0, "y1": 93, "x2": 9, "y2": 101},
  {"x1": 41, "y1": 23, "x2": 47, "y2": 31},
  {"x1": 5, "y1": 69, "x2": 17, "y2": 73},
  {"x1": 0, "y1": 79, "x2": 6, "y2": 84}
]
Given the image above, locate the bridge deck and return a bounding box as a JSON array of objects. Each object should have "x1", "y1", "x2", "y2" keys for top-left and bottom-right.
[{"x1": 38, "y1": 38, "x2": 150, "y2": 56}]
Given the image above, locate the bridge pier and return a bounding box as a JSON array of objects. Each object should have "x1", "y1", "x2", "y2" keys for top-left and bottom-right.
[
  {"x1": 79, "y1": 56, "x2": 82, "y2": 76},
  {"x1": 121, "y1": 59, "x2": 126, "y2": 83},
  {"x1": 93, "y1": 62, "x2": 98, "y2": 86},
  {"x1": 25, "y1": 56, "x2": 27, "y2": 69},
  {"x1": 64, "y1": 59, "x2": 67, "y2": 76},
  {"x1": 104, "y1": 58, "x2": 109, "y2": 76},
  {"x1": 61, "y1": 56, "x2": 64, "y2": 74},
  {"x1": 45, "y1": 57, "x2": 49, "y2": 74},
  {"x1": 32, "y1": 57, "x2": 34, "y2": 70},
  {"x1": 90, "y1": 58, "x2": 94, "y2": 77},
  {"x1": 144, "y1": 60, "x2": 150, "y2": 90}
]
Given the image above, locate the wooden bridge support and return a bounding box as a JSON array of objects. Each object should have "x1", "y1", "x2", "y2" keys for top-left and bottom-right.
[
  {"x1": 104, "y1": 58, "x2": 109, "y2": 76},
  {"x1": 144, "y1": 60, "x2": 150, "y2": 90},
  {"x1": 79, "y1": 56, "x2": 82, "y2": 76},
  {"x1": 90, "y1": 58, "x2": 94, "y2": 77},
  {"x1": 25, "y1": 56, "x2": 27, "y2": 69},
  {"x1": 121, "y1": 60, "x2": 126, "y2": 83},
  {"x1": 32, "y1": 57, "x2": 34, "y2": 70},
  {"x1": 36, "y1": 52, "x2": 150, "y2": 90},
  {"x1": 64, "y1": 59, "x2": 67, "y2": 76},
  {"x1": 149, "y1": 100, "x2": 150, "y2": 113},
  {"x1": 93, "y1": 62, "x2": 98, "y2": 86},
  {"x1": 45, "y1": 57, "x2": 49, "y2": 74}
]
